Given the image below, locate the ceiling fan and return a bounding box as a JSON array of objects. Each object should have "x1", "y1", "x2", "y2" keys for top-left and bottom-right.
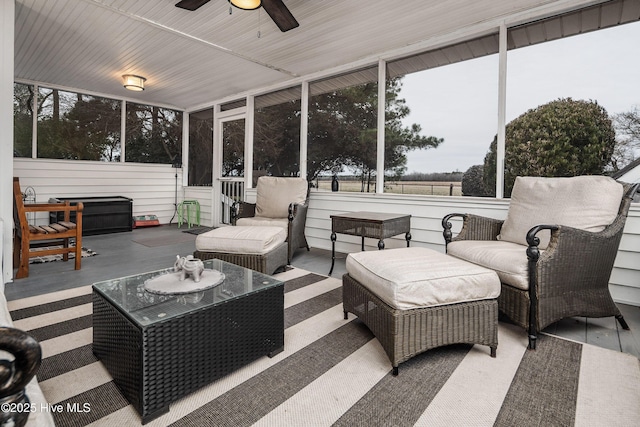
[{"x1": 175, "y1": 0, "x2": 299, "y2": 32}]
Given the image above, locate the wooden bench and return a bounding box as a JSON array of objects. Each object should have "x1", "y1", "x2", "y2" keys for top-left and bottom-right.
[{"x1": 13, "y1": 177, "x2": 84, "y2": 279}]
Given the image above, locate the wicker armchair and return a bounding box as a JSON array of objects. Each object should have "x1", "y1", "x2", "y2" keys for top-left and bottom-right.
[
  {"x1": 442, "y1": 176, "x2": 638, "y2": 350},
  {"x1": 232, "y1": 176, "x2": 310, "y2": 264}
]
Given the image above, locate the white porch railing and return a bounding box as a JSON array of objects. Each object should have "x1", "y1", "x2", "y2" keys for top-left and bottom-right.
[{"x1": 220, "y1": 178, "x2": 245, "y2": 224}]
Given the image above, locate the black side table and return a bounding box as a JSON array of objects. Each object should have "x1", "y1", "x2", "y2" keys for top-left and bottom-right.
[{"x1": 329, "y1": 211, "x2": 411, "y2": 275}]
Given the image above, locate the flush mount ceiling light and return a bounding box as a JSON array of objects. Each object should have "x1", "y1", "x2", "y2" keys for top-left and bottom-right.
[
  {"x1": 122, "y1": 74, "x2": 146, "y2": 91},
  {"x1": 228, "y1": 0, "x2": 261, "y2": 10}
]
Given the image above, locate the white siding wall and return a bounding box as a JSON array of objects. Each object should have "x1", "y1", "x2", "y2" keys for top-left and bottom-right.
[
  {"x1": 184, "y1": 186, "x2": 214, "y2": 227},
  {"x1": 10, "y1": 166, "x2": 640, "y2": 306},
  {"x1": 305, "y1": 190, "x2": 640, "y2": 306},
  {"x1": 614, "y1": 210, "x2": 640, "y2": 305},
  {"x1": 14, "y1": 158, "x2": 214, "y2": 229},
  {"x1": 14, "y1": 158, "x2": 183, "y2": 225},
  {"x1": 306, "y1": 191, "x2": 510, "y2": 252}
]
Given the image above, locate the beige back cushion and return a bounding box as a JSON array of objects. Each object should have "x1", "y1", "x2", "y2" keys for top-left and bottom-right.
[
  {"x1": 498, "y1": 176, "x2": 623, "y2": 249},
  {"x1": 255, "y1": 177, "x2": 308, "y2": 219}
]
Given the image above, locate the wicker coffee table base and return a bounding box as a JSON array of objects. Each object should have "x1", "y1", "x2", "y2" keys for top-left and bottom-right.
[
  {"x1": 342, "y1": 274, "x2": 498, "y2": 375},
  {"x1": 194, "y1": 241, "x2": 288, "y2": 275},
  {"x1": 93, "y1": 284, "x2": 284, "y2": 424}
]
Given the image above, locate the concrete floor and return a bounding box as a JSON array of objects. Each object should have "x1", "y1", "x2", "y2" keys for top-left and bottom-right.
[{"x1": 5, "y1": 224, "x2": 638, "y2": 359}]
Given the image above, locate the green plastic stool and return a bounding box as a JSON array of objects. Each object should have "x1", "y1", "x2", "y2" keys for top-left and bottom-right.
[{"x1": 178, "y1": 200, "x2": 200, "y2": 228}]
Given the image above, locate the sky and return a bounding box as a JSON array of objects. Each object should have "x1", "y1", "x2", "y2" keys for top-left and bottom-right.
[{"x1": 400, "y1": 21, "x2": 640, "y2": 174}]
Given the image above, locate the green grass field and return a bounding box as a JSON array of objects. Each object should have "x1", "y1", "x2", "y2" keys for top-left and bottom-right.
[{"x1": 316, "y1": 180, "x2": 462, "y2": 196}]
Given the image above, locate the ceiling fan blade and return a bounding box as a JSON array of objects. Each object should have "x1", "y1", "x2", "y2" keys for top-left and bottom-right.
[
  {"x1": 175, "y1": 0, "x2": 211, "y2": 11},
  {"x1": 262, "y1": 0, "x2": 299, "y2": 32}
]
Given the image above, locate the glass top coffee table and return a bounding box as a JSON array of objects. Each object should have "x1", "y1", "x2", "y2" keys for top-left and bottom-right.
[{"x1": 92, "y1": 259, "x2": 284, "y2": 424}]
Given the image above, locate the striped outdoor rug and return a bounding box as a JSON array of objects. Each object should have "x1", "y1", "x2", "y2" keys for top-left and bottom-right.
[{"x1": 7, "y1": 268, "x2": 640, "y2": 427}]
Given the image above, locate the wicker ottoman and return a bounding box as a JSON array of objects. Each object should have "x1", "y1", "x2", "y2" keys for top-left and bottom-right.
[
  {"x1": 343, "y1": 247, "x2": 500, "y2": 375},
  {"x1": 194, "y1": 226, "x2": 288, "y2": 274}
]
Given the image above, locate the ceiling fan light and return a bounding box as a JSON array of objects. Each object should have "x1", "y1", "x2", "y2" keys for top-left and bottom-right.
[
  {"x1": 122, "y1": 74, "x2": 146, "y2": 91},
  {"x1": 229, "y1": 0, "x2": 261, "y2": 11}
]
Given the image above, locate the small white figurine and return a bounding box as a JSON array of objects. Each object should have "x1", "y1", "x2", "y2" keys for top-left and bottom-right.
[{"x1": 174, "y1": 255, "x2": 205, "y2": 282}]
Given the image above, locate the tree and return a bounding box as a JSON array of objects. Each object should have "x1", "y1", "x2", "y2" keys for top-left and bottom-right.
[
  {"x1": 125, "y1": 104, "x2": 182, "y2": 164},
  {"x1": 383, "y1": 79, "x2": 443, "y2": 180},
  {"x1": 254, "y1": 99, "x2": 301, "y2": 178},
  {"x1": 615, "y1": 106, "x2": 640, "y2": 148},
  {"x1": 188, "y1": 110, "x2": 214, "y2": 186},
  {"x1": 35, "y1": 90, "x2": 122, "y2": 161},
  {"x1": 13, "y1": 83, "x2": 34, "y2": 157},
  {"x1": 220, "y1": 119, "x2": 245, "y2": 177},
  {"x1": 64, "y1": 97, "x2": 121, "y2": 161},
  {"x1": 461, "y1": 165, "x2": 490, "y2": 196},
  {"x1": 306, "y1": 77, "x2": 443, "y2": 190},
  {"x1": 483, "y1": 98, "x2": 616, "y2": 197},
  {"x1": 611, "y1": 106, "x2": 640, "y2": 171}
]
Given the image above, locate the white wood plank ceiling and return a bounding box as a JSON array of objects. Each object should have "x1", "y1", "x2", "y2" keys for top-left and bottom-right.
[{"x1": 13, "y1": 0, "x2": 639, "y2": 111}]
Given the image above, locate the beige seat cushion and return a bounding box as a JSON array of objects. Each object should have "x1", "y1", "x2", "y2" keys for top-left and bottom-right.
[
  {"x1": 195, "y1": 226, "x2": 287, "y2": 255},
  {"x1": 346, "y1": 247, "x2": 500, "y2": 310},
  {"x1": 235, "y1": 216, "x2": 289, "y2": 229},
  {"x1": 498, "y1": 176, "x2": 623, "y2": 249},
  {"x1": 447, "y1": 240, "x2": 533, "y2": 290},
  {"x1": 255, "y1": 176, "x2": 308, "y2": 219}
]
